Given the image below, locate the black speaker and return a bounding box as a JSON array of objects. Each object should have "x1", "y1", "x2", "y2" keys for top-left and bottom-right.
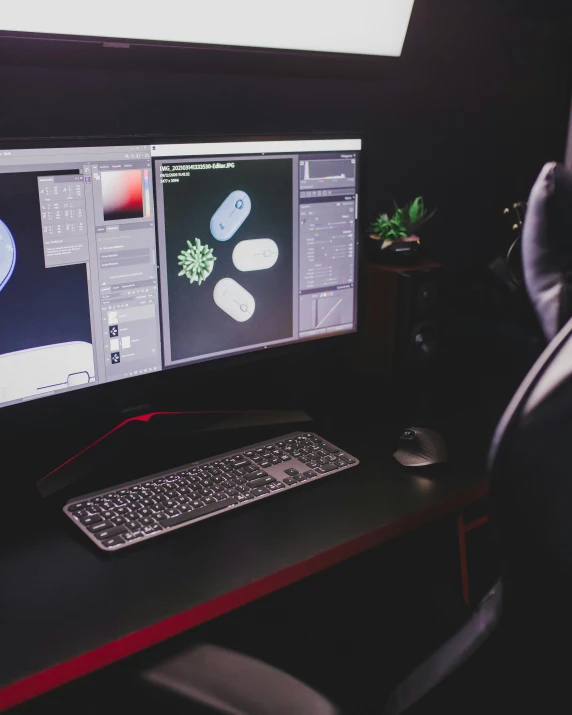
[{"x1": 359, "y1": 261, "x2": 444, "y2": 380}]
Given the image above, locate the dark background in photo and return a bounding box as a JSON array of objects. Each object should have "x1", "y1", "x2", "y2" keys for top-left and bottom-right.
[
  {"x1": 0, "y1": 170, "x2": 92, "y2": 356},
  {"x1": 101, "y1": 169, "x2": 144, "y2": 221},
  {"x1": 160, "y1": 157, "x2": 294, "y2": 363}
]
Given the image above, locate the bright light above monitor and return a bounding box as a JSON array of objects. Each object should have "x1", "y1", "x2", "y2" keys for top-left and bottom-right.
[{"x1": 0, "y1": 0, "x2": 415, "y2": 57}]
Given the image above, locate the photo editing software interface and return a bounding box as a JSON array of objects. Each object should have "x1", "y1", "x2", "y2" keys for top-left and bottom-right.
[{"x1": 0, "y1": 138, "x2": 360, "y2": 408}]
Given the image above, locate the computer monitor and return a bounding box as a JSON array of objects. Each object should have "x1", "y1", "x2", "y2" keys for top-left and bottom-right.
[
  {"x1": 0, "y1": 136, "x2": 361, "y2": 410},
  {"x1": 0, "y1": 2, "x2": 415, "y2": 57}
]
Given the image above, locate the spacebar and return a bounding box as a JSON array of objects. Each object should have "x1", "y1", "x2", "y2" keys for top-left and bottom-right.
[{"x1": 159, "y1": 499, "x2": 237, "y2": 527}]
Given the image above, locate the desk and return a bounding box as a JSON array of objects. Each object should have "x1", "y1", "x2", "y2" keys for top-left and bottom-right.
[{"x1": 0, "y1": 422, "x2": 488, "y2": 711}]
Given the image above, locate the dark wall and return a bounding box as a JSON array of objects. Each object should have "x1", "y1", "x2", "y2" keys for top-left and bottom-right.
[{"x1": 0, "y1": 0, "x2": 570, "y2": 271}]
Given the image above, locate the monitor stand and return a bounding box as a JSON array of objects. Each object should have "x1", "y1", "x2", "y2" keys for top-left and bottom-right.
[{"x1": 37, "y1": 409, "x2": 313, "y2": 500}]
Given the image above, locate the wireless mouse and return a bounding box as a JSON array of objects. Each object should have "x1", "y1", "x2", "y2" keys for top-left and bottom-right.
[
  {"x1": 232, "y1": 238, "x2": 279, "y2": 272},
  {"x1": 213, "y1": 277, "x2": 255, "y2": 322},
  {"x1": 393, "y1": 427, "x2": 447, "y2": 467},
  {"x1": 210, "y1": 191, "x2": 251, "y2": 241},
  {"x1": 0, "y1": 341, "x2": 95, "y2": 404},
  {"x1": 0, "y1": 219, "x2": 16, "y2": 293}
]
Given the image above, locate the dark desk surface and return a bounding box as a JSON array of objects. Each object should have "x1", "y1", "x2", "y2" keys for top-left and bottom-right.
[{"x1": 0, "y1": 421, "x2": 488, "y2": 711}]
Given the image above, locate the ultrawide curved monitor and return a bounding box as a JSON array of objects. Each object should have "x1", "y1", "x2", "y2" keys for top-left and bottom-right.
[{"x1": 0, "y1": 136, "x2": 361, "y2": 410}]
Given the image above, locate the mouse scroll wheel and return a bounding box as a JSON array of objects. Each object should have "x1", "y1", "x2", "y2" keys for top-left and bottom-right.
[
  {"x1": 402, "y1": 430, "x2": 415, "y2": 440},
  {"x1": 235, "y1": 199, "x2": 244, "y2": 209}
]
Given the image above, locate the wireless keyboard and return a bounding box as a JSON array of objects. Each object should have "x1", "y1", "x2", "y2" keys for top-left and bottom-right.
[{"x1": 64, "y1": 431, "x2": 359, "y2": 551}]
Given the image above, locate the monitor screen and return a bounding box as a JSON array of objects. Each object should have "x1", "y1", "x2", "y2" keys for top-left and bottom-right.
[
  {"x1": 0, "y1": 136, "x2": 361, "y2": 409},
  {"x1": 0, "y1": 1, "x2": 415, "y2": 57}
]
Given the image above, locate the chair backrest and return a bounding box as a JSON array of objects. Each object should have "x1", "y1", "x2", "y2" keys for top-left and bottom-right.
[{"x1": 489, "y1": 162, "x2": 572, "y2": 632}]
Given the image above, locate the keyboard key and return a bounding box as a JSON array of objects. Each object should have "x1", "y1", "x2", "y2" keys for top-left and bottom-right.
[
  {"x1": 321, "y1": 444, "x2": 340, "y2": 454},
  {"x1": 112, "y1": 516, "x2": 127, "y2": 525},
  {"x1": 303, "y1": 470, "x2": 318, "y2": 479},
  {"x1": 102, "y1": 536, "x2": 125, "y2": 548},
  {"x1": 320, "y1": 463, "x2": 337, "y2": 472},
  {"x1": 80, "y1": 514, "x2": 103, "y2": 527},
  {"x1": 124, "y1": 532, "x2": 142, "y2": 542},
  {"x1": 68, "y1": 501, "x2": 88, "y2": 512},
  {"x1": 284, "y1": 468, "x2": 299, "y2": 476},
  {"x1": 249, "y1": 476, "x2": 277, "y2": 488},
  {"x1": 88, "y1": 521, "x2": 113, "y2": 533},
  {"x1": 95, "y1": 525, "x2": 128, "y2": 540},
  {"x1": 251, "y1": 487, "x2": 270, "y2": 496},
  {"x1": 244, "y1": 474, "x2": 264, "y2": 484},
  {"x1": 283, "y1": 477, "x2": 297, "y2": 485},
  {"x1": 159, "y1": 498, "x2": 237, "y2": 528},
  {"x1": 127, "y1": 521, "x2": 140, "y2": 531}
]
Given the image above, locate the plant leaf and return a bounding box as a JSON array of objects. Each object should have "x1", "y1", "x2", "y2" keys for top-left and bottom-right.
[{"x1": 407, "y1": 197, "x2": 423, "y2": 223}]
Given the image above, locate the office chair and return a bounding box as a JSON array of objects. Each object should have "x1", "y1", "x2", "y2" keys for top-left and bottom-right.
[{"x1": 140, "y1": 162, "x2": 572, "y2": 714}]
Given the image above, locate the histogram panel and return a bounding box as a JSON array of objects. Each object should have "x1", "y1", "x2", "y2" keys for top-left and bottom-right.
[{"x1": 300, "y1": 159, "x2": 356, "y2": 190}]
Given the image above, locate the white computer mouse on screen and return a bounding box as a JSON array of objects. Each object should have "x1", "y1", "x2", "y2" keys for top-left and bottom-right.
[
  {"x1": 0, "y1": 219, "x2": 16, "y2": 292},
  {"x1": 232, "y1": 238, "x2": 279, "y2": 272},
  {"x1": 213, "y1": 277, "x2": 255, "y2": 322},
  {"x1": 210, "y1": 191, "x2": 252, "y2": 241}
]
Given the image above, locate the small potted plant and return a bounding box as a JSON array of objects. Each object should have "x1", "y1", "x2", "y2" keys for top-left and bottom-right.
[{"x1": 370, "y1": 196, "x2": 436, "y2": 263}]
